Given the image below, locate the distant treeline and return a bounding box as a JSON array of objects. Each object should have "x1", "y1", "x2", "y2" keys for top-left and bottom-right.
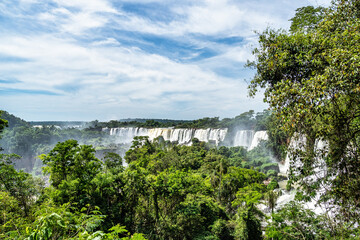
[
  {"x1": 5, "y1": 110, "x2": 271, "y2": 132},
  {"x1": 29, "y1": 121, "x2": 86, "y2": 127},
  {"x1": 89, "y1": 110, "x2": 270, "y2": 131},
  {"x1": 0, "y1": 111, "x2": 117, "y2": 172}
]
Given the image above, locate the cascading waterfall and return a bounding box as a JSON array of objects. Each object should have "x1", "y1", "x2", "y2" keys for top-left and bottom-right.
[
  {"x1": 168, "y1": 129, "x2": 194, "y2": 144},
  {"x1": 249, "y1": 131, "x2": 268, "y2": 150},
  {"x1": 278, "y1": 155, "x2": 290, "y2": 176},
  {"x1": 233, "y1": 130, "x2": 255, "y2": 148},
  {"x1": 232, "y1": 130, "x2": 268, "y2": 149},
  {"x1": 275, "y1": 136, "x2": 330, "y2": 214},
  {"x1": 106, "y1": 127, "x2": 270, "y2": 148},
  {"x1": 107, "y1": 127, "x2": 228, "y2": 146},
  {"x1": 108, "y1": 127, "x2": 148, "y2": 143}
]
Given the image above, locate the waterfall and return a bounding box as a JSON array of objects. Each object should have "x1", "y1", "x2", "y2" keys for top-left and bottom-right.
[
  {"x1": 191, "y1": 128, "x2": 228, "y2": 145},
  {"x1": 276, "y1": 136, "x2": 330, "y2": 215},
  {"x1": 233, "y1": 130, "x2": 255, "y2": 148},
  {"x1": 193, "y1": 129, "x2": 210, "y2": 142},
  {"x1": 148, "y1": 128, "x2": 173, "y2": 141},
  {"x1": 278, "y1": 155, "x2": 290, "y2": 176},
  {"x1": 106, "y1": 127, "x2": 228, "y2": 145},
  {"x1": 249, "y1": 131, "x2": 268, "y2": 150},
  {"x1": 107, "y1": 127, "x2": 266, "y2": 148},
  {"x1": 175, "y1": 129, "x2": 194, "y2": 144},
  {"x1": 208, "y1": 128, "x2": 228, "y2": 144},
  {"x1": 110, "y1": 127, "x2": 148, "y2": 143},
  {"x1": 279, "y1": 134, "x2": 307, "y2": 177}
]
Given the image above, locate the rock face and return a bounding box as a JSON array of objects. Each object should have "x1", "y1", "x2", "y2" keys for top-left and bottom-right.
[{"x1": 104, "y1": 127, "x2": 269, "y2": 148}]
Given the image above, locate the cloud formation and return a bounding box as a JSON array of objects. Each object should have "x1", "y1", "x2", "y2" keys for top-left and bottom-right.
[{"x1": 0, "y1": 0, "x2": 331, "y2": 121}]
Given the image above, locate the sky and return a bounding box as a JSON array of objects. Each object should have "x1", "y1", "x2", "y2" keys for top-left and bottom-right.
[{"x1": 0, "y1": 0, "x2": 332, "y2": 121}]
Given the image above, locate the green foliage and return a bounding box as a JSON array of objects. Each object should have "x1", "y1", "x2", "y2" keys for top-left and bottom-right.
[
  {"x1": 265, "y1": 201, "x2": 360, "y2": 239},
  {"x1": 0, "y1": 191, "x2": 26, "y2": 239},
  {"x1": 230, "y1": 206, "x2": 263, "y2": 240},
  {"x1": 41, "y1": 140, "x2": 102, "y2": 209},
  {"x1": 266, "y1": 179, "x2": 279, "y2": 191},
  {"x1": 263, "y1": 112, "x2": 289, "y2": 161},
  {"x1": 25, "y1": 202, "x2": 139, "y2": 240},
  {"x1": 22, "y1": 135, "x2": 274, "y2": 239},
  {"x1": 0, "y1": 111, "x2": 27, "y2": 130},
  {"x1": 249, "y1": 0, "x2": 360, "y2": 229},
  {"x1": 263, "y1": 190, "x2": 279, "y2": 213},
  {"x1": 0, "y1": 110, "x2": 285, "y2": 239},
  {"x1": 122, "y1": 137, "x2": 272, "y2": 239},
  {"x1": 0, "y1": 154, "x2": 42, "y2": 216},
  {"x1": 289, "y1": 6, "x2": 326, "y2": 33},
  {"x1": 103, "y1": 152, "x2": 124, "y2": 173}
]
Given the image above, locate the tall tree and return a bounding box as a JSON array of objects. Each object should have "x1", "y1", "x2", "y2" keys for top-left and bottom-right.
[
  {"x1": 41, "y1": 140, "x2": 102, "y2": 207},
  {"x1": 248, "y1": 0, "x2": 360, "y2": 226}
]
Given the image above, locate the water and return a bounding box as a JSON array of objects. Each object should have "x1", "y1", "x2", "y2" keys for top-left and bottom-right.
[
  {"x1": 233, "y1": 130, "x2": 255, "y2": 148},
  {"x1": 108, "y1": 127, "x2": 228, "y2": 146},
  {"x1": 249, "y1": 130, "x2": 268, "y2": 150}
]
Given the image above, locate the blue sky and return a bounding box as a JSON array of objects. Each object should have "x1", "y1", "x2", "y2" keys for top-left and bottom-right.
[{"x1": 0, "y1": 0, "x2": 331, "y2": 121}]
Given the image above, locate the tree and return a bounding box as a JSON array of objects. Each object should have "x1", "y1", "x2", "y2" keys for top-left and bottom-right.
[
  {"x1": 0, "y1": 153, "x2": 41, "y2": 217},
  {"x1": 41, "y1": 140, "x2": 102, "y2": 207},
  {"x1": 289, "y1": 6, "x2": 326, "y2": 33},
  {"x1": 248, "y1": 0, "x2": 360, "y2": 228},
  {"x1": 265, "y1": 201, "x2": 329, "y2": 239},
  {"x1": 231, "y1": 184, "x2": 264, "y2": 240},
  {"x1": 263, "y1": 190, "x2": 279, "y2": 213}
]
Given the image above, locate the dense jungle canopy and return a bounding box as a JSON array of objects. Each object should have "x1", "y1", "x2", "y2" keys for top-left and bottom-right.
[{"x1": 1, "y1": 0, "x2": 360, "y2": 239}]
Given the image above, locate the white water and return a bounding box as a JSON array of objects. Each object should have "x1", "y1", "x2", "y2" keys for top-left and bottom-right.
[
  {"x1": 249, "y1": 131, "x2": 268, "y2": 150},
  {"x1": 275, "y1": 136, "x2": 331, "y2": 215},
  {"x1": 106, "y1": 127, "x2": 271, "y2": 148},
  {"x1": 278, "y1": 156, "x2": 290, "y2": 176},
  {"x1": 233, "y1": 130, "x2": 254, "y2": 148},
  {"x1": 232, "y1": 130, "x2": 268, "y2": 149},
  {"x1": 106, "y1": 127, "x2": 228, "y2": 146},
  {"x1": 108, "y1": 127, "x2": 148, "y2": 143}
]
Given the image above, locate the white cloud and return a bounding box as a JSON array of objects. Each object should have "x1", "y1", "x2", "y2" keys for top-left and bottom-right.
[
  {"x1": 36, "y1": 0, "x2": 118, "y2": 35},
  {"x1": 61, "y1": 12, "x2": 109, "y2": 34},
  {"x1": 306, "y1": 0, "x2": 332, "y2": 7},
  {"x1": 0, "y1": 34, "x2": 228, "y2": 90},
  {"x1": 110, "y1": 0, "x2": 311, "y2": 38},
  {"x1": 0, "y1": 30, "x2": 267, "y2": 120},
  {"x1": 3, "y1": 0, "x2": 331, "y2": 120},
  {"x1": 19, "y1": 0, "x2": 39, "y2": 4},
  {"x1": 92, "y1": 38, "x2": 120, "y2": 46},
  {"x1": 174, "y1": 0, "x2": 245, "y2": 35},
  {"x1": 53, "y1": 0, "x2": 116, "y2": 13}
]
